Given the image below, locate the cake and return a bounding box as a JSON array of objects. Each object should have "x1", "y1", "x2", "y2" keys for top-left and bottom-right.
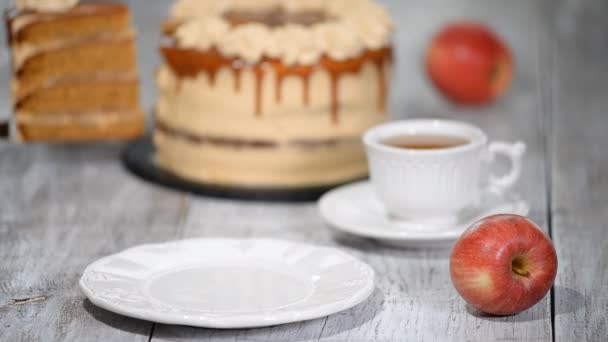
[
  {"x1": 5, "y1": 0, "x2": 144, "y2": 142},
  {"x1": 156, "y1": 0, "x2": 393, "y2": 188}
]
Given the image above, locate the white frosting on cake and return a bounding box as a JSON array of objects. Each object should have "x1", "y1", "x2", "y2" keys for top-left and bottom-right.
[
  {"x1": 175, "y1": 17, "x2": 230, "y2": 51},
  {"x1": 313, "y1": 22, "x2": 363, "y2": 61},
  {"x1": 16, "y1": 0, "x2": 78, "y2": 12},
  {"x1": 170, "y1": 0, "x2": 393, "y2": 65},
  {"x1": 267, "y1": 24, "x2": 321, "y2": 65},
  {"x1": 217, "y1": 23, "x2": 270, "y2": 63}
]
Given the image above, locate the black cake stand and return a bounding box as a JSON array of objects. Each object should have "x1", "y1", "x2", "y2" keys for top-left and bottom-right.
[{"x1": 122, "y1": 136, "x2": 362, "y2": 202}]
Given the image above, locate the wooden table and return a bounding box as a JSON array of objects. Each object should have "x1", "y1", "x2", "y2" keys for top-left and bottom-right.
[{"x1": 1, "y1": 0, "x2": 606, "y2": 341}]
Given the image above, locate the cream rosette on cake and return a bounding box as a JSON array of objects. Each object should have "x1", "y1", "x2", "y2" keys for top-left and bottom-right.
[
  {"x1": 16, "y1": 0, "x2": 79, "y2": 12},
  {"x1": 171, "y1": 0, "x2": 393, "y2": 65}
]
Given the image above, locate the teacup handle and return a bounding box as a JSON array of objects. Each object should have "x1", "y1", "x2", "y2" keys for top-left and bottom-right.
[{"x1": 486, "y1": 141, "x2": 526, "y2": 194}]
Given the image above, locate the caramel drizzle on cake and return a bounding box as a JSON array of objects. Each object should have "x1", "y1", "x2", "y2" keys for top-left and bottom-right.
[
  {"x1": 223, "y1": 7, "x2": 331, "y2": 28},
  {"x1": 274, "y1": 63, "x2": 312, "y2": 106},
  {"x1": 161, "y1": 45, "x2": 392, "y2": 124},
  {"x1": 233, "y1": 68, "x2": 242, "y2": 92}
]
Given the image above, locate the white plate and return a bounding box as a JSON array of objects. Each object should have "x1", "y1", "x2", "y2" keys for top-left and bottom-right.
[
  {"x1": 319, "y1": 181, "x2": 530, "y2": 247},
  {"x1": 80, "y1": 238, "x2": 374, "y2": 329}
]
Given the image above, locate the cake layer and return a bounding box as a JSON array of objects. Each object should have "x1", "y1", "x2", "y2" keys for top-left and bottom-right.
[
  {"x1": 7, "y1": 3, "x2": 130, "y2": 45},
  {"x1": 156, "y1": 47, "x2": 390, "y2": 141},
  {"x1": 154, "y1": 129, "x2": 368, "y2": 188},
  {"x1": 156, "y1": 119, "x2": 365, "y2": 148},
  {"x1": 13, "y1": 37, "x2": 137, "y2": 100},
  {"x1": 12, "y1": 30, "x2": 135, "y2": 70},
  {"x1": 6, "y1": 2, "x2": 144, "y2": 143},
  {"x1": 160, "y1": 46, "x2": 391, "y2": 122},
  {"x1": 16, "y1": 78, "x2": 140, "y2": 113},
  {"x1": 16, "y1": 110, "x2": 144, "y2": 142}
]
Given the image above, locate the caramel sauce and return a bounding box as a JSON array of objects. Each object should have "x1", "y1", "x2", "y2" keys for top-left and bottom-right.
[
  {"x1": 374, "y1": 58, "x2": 387, "y2": 112},
  {"x1": 161, "y1": 47, "x2": 231, "y2": 82},
  {"x1": 160, "y1": 45, "x2": 392, "y2": 124},
  {"x1": 253, "y1": 65, "x2": 265, "y2": 117},
  {"x1": 223, "y1": 7, "x2": 331, "y2": 28},
  {"x1": 162, "y1": 8, "x2": 331, "y2": 38},
  {"x1": 233, "y1": 68, "x2": 242, "y2": 92},
  {"x1": 274, "y1": 63, "x2": 314, "y2": 105}
]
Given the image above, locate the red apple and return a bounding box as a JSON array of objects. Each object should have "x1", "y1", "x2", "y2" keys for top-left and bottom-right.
[
  {"x1": 450, "y1": 214, "x2": 557, "y2": 316},
  {"x1": 426, "y1": 21, "x2": 514, "y2": 105}
]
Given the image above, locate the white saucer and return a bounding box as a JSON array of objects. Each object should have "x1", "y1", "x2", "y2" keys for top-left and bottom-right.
[
  {"x1": 319, "y1": 181, "x2": 530, "y2": 247},
  {"x1": 80, "y1": 238, "x2": 374, "y2": 329}
]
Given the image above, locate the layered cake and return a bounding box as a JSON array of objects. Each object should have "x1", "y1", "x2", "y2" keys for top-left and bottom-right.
[
  {"x1": 5, "y1": 0, "x2": 144, "y2": 142},
  {"x1": 156, "y1": 0, "x2": 393, "y2": 188}
]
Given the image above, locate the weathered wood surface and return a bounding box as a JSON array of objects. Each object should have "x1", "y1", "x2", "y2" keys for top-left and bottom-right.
[
  {"x1": 0, "y1": 0, "x2": 604, "y2": 341},
  {"x1": 0, "y1": 144, "x2": 189, "y2": 341},
  {"x1": 549, "y1": 1, "x2": 608, "y2": 341}
]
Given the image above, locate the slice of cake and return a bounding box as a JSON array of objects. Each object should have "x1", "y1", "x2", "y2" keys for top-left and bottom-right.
[
  {"x1": 5, "y1": 0, "x2": 144, "y2": 142},
  {"x1": 156, "y1": 0, "x2": 393, "y2": 188}
]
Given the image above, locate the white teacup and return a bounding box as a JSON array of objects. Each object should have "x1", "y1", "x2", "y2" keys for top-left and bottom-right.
[{"x1": 363, "y1": 119, "x2": 526, "y2": 224}]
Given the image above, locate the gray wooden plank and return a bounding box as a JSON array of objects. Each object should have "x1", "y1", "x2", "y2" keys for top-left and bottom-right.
[
  {"x1": 550, "y1": 0, "x2": 608, "y2": 341},
  {"x1": 0, "y1": 143, "x2": 188, "y2": 341},
  {"x1": 152, "y1": 0, "x2": 553, "y2": 341}
]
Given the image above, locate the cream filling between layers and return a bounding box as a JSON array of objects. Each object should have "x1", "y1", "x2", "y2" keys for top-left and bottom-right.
[
  {"x1": 12, "y1": 71, "x2": 139, "y2": 102},
  {"x1": 10, "y1": 12, "x2": 44, "y2": 35},
  {"x1": 16, "y1": 110, "x2": 144, "y2": 125},
  {"x1": 16, "y1": 0, "x2": 79, "y2": 12},
  {"x1": 15, "y1": 110, "x2": 144, "y2": 142},
  {"x1": 154, "y1": 129, "x2": 368, "y2": 188},
  {"x1": 155, "y1": 62, "x2": 388, "y2": 142}
]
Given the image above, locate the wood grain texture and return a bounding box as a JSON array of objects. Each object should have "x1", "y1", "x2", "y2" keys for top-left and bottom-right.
[
  {"x1": 0, "y1": 144, "x2": 187, "y2": 341},
  {"x1": 549, "y1": 1, "x2": 608, "y2": 341}
]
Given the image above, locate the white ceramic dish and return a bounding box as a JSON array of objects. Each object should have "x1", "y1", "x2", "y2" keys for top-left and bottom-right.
[
  {"x1": 363, "y1": 119, "x2": 526, "y2": 224},
  {"x1": 80, "y1": 238, "x2": 375, "y2": 329},
  {"x1": 319, "y1": 181, "x2": 530, "y2": 247}
]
